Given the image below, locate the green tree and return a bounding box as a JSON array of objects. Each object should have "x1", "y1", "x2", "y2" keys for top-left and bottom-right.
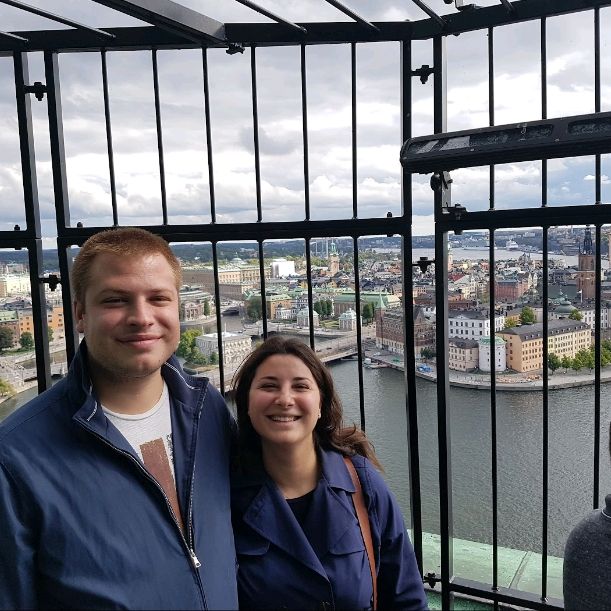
[
  {"x1": 209, "y1": 352, "x2": 218, "y2": 365},
  {"x1": 362, "y1": 303, "x2": 374, "y2": 322},
  {"x1": 19, "y1": 331, "x2": 34, "y2": 350},
  {"x1": 568, "y1": 309, "x2": 583, "y2": 321},
  {"x1": 203, "y1": 300, "x2": 211, "y2": 316},
  {"x1": 324, "y1": 299, "x2": 333, "y2": 317},
  {"x1": 176, "y1": 329, "x2": 201, "y2": 359},
  {"x1": 0, "y1": 378, "x2": 15, "y2": 397},
  {"x1": 47, "y1": 326, "x2": 54, "y2": 342},
  {"x1": 313, "y1": 301, "x2": 323, "y2": 317},
  {"x1": 561, "y1": 355, "x2": 572, "y2": 372},
  {"x1": 519, "y1": 306, "x2": 536, "y2": 325},
  {"x1": 246, "y1": 296, "x2": 262, "y2": 321},
  {"x1": 189, "y1": 348, "x2": 208, "y2": 366},
  {"x1": 421, "y1": 347, "x2": 436, "y2": 360},
  {"x1": 0, "y1": 327, "x2": 14, "y2": 353},
  {"x1": 504, "y1": 316, "x2": 519, "y2": 329},
  {"x1": 547, "y1": 353, "x2": 561, "y2": 375}
]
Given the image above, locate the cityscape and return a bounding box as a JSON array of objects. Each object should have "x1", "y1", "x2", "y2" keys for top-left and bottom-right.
[{"x1": 1, "y1": 225, "x2": 610, "y2": 403}]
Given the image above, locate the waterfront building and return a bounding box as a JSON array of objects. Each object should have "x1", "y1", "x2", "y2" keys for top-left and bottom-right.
[
  {"x1": 182, "y1": 264, "x2": 270, "y2": 296},
  {"x1": 375, "y1": 306, "x2": 435, "y2": 357},
  {"x1": 495, "y1": 277, "x2": 529, "y2": 302},
  {"x1": 478, "y1": 335, "x2": 507, "y2": 373},
  {"x1": 195, "y1": 331, "x2": 251, "y2": 367},
  {"x1": 498, "y1": 320, "x2": 591, "y2": 372},
  {"x1": 18, "y1": 306, "x2": 65, "y2": 340},
  {"x1": 0, "y1": 311, "x2": 19, "y2": 346},
  {"x1": 448, "y1": 338, "x2": 479, "y2": 372},
  {"x1": 448, "y1": 310, "x2": 505, "y2": 340},
  {"x1": 333, "y1": 290, "x2": 400, "y2": 316},
  {"x1": 579, "y1": 304, "x2": 611, "y2": 330},
  {"x1": 0, "y1": 274, "x2": 31, "y2": 297}
]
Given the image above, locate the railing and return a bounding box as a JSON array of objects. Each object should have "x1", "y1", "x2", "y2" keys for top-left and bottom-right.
[{"x1": 3, "y1": 2, "x2": 611, "y2": 608}]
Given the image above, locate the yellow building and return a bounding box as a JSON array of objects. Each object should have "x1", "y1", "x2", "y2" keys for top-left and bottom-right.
[
  {"x1": 498, "y1": 320, "x2": 591, "y2": 372},
  {"x1": 18, "y1": 306, "x2": 65, "y2": 340}
]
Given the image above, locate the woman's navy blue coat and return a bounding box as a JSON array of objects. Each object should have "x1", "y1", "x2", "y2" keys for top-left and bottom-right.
[{"x1": 232, "y1": 449, "x2": 428, "y2": 610}]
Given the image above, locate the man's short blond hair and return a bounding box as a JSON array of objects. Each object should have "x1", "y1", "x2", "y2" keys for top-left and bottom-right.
[{"x1": 71, "y1": 227, "x2": 182, "y2": 303}]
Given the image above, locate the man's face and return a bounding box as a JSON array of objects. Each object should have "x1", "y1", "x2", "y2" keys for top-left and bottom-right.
[{"x1": 74, "y1": 252, "x2": 180, "y2": 386}]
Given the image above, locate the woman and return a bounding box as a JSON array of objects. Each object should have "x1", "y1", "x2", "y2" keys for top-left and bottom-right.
[{"x1": 231, "y1": 336, "x2": 428, "y2": 610}]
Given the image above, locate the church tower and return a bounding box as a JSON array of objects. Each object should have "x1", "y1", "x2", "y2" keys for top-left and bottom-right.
[
  {"x1": 577, "y1": 226, "x2": 595, "y2": 300},
  {"x1": 328, "y1": 241, "x2": 340, "y2": 276}
]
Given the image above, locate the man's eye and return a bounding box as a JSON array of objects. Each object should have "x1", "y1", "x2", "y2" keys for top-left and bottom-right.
[{"x1": 103, "y1": 297, "x2": 124, "y2": 304}]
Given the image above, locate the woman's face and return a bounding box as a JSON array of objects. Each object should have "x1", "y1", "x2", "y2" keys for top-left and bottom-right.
[{"x1": 247, "y1": 354, "x2": 321, "y2": 453}]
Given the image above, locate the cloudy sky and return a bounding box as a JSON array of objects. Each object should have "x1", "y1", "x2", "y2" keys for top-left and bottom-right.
[{"x1": 1, "y1": 0, "x2": 610, "y2": 247}]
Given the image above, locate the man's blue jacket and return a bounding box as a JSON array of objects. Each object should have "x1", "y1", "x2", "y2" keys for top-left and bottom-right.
[{"x1": 0, "y1": 343, "x2": 238, "y2": 610}]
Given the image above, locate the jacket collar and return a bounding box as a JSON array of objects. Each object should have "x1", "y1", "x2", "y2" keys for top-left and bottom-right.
[{"x1": 235, "y1": 448, "x2": 362, "y2": 578}]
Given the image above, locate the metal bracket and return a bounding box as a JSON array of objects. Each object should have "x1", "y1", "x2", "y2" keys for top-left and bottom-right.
[
  {"x1": 424, "y1": 571, "x2": 441, "y2": 588},
  {"x1": 226, "y1": 43, "x2": 245, "y2": 55},
  {"x1": 24, "y1": 81, "x2": 47, "y2": 101},
  {"x1": 430, "y1": 170, "x2": 453, "y2": 209},
  {"x1": 40, "y1": 274, "x2": 61, "y2": 291},
  {"x1": 411, "y1": 64, "x2": 434, "y2": 85},
  {"x1": 412, "y1": 257, "x2": 434, "y2": 273}
]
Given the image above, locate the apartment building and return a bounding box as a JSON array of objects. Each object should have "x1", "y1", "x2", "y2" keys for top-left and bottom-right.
[{"x1": 498, "y1": 320, "x2": 591, "y2": 372}]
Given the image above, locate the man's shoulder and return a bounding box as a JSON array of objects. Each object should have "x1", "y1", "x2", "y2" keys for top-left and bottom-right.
[{"x1": 0, "y1": 380, "x2": 68, "y2": 446}]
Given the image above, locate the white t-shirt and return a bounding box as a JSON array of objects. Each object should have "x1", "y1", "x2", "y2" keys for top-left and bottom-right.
[{"x1": 103, "y1": 383, "x2": 184, "y2": 532}]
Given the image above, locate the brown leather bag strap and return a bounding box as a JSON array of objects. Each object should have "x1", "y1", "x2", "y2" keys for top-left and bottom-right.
[{"x1": 343, "y1": 456, "x2": 377, "y2": 611}]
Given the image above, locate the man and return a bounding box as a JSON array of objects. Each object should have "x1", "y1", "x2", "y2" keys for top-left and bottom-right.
[
  {"x1": 0, "y1": 228, "x2": 238, "y2": 609},
  {"x1": 563, "y1": 424, "x2": 611, "y2": 610}
]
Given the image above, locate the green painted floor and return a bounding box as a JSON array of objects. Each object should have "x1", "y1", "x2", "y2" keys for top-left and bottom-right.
[{"x1": 416, "y1": 532, "x2": 564, "y2": 609}]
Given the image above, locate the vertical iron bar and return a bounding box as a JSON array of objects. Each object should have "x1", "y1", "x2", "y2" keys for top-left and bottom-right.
[
  {"x1": 540, "y1": 16, "x2": 549, "y2": 602},
  {"x1": 212, "y1": 242, "x2": 225, "y2": 394},
  {"x1": 101, "y1": 50, "x2": 118, "y2": 226},
  {"x1": 14, "y1": 51, "x2": 52, "y2": 390},
  {"x1": 152, "y1": 49, "x2": 168, "y2": 225},
  {"x1": 251, "y1": 46, "x2": 263, "y2": 222},
  {"x1": 593, "y1": 6, "x2": 602, "y2": 509},
  {"x1": 487, "y1": 26, "x2": 499, "y2": 603},
  {"x1": 44, "y1": 51, "x2": 76, "y2": 363},
  {"x1": 353, "y1": 238, "x2": 366, "y2": 431},
  {"x1": 400, "y1": 38, "x2": 423, "y2": 575},
  {"x1": 28, "y1": 241, "x2": 52, "y2": 391},
  {"x1": 258, "y1": 240, "x2": 268, "y2": 339},
  {"x1": 432, "y1": 35, "x2": 454, "y2": 610},
  {"x1": 301, "y1": 44, "x2": 311, "y2": 221},
  {"x1": 201, "y1": 48, "x2": 216, "y2": 223},
  {"x1": 351, "y1": 42, "x2": 358, "y2": 219},
  {"x1": 305, "y1": 238, "x2": 315, "y2": 349}
]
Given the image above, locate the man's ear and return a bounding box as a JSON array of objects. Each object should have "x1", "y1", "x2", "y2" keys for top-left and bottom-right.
[{"x1": 73, "y1": 300, "x2": 85, "y2": 334}]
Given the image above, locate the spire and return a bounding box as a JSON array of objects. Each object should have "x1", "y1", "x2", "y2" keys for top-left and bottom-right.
[{"x1": 583, "y1": 225, "x2": 593, "y2": 255}]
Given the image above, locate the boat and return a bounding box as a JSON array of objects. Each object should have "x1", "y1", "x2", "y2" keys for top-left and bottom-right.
[{"x1": 505, "y1": 239, "x2": 520, "y2": 250}]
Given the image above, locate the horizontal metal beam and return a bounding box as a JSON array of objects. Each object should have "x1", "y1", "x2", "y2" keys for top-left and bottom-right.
[
  {"x1": 0, "y1": 0, "x2": 114, "y2": 39},
  {"x1": 436, "y1": 203, "x2": 611, "y2": 233},
  {"x1": 54, "y1": 217, "x2": 412, "y2": 248},
  {"x1": 91, "y1": 0, "x2": 226, "y2": 45}
]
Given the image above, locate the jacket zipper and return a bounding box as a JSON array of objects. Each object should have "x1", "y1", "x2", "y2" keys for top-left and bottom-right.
[{"x1": 77, "y1": 422, "x2": 206, "y2": 604}]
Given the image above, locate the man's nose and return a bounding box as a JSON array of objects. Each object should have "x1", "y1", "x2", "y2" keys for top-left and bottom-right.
[{"x1": 128, "y1": 299, "x2": 154, "y2": 325}]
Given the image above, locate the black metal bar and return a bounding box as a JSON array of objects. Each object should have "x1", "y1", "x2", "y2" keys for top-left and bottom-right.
[
  {"x1": 101, "y1": 50, "x2": 119, "y2": 226},
  {"x1": 400, "y1": 37, "x2": 424, "y2": 576},
  {"x1": 258, "y1": 241, "x2": 268, "y2": 339},
  {"x1": 57, "y1": 246, "x2": 78, "y2": 365},
  {"x1": 541, "y1": 242, "x2": 549, "y2": 603},
  {"x1": 351, "y1": 42, "x2": 358, "y2": 219},
  {"x1": 352, "y1": 239, "x2": 366, "y2": 432},
  {"x1": 91, "y1": 0, "x2": 226, "y2": 45},
  {"x1": 410, "y1": 0, "x2": 446, "y2": 28},
  {"x1": 541, "y1": 17, "x2": 547, "y2": 207},
  {"x1": 301, "y1": 44, "x2": 311, "y2": 221},
  {"x1": 0, "y1": 30, "x2": 27, "y2": 42},
  {"x1": 201, "y1": 48, "x2": 216, "y2": 223},
  {"x1": 593, "y1": 224, "x2": 602, "y2": 507},
  {"x1": 44, "y1": 51, "x2": 71, "y2": 230},
  {"x1": 450, "y1": 577, "x2": 564, "y2": 610},
  {"x1": 1, "y1": 0, "x2": 115, "y2": 39},
  {"x1": 323, "y1": 0, "x2": 380, "y2": 32},
  {"x1": 13, "y1": 52, "x2": 41, "y2": 239},
  {"x1": 151, "y1": 49, "x2": 168, "y2": 225},
  {"x1": 250, "y1": 46, "x2": 263, "y2": 222},
  {"x1": 305, "y1": 239, "x2": 315, "y2": 349},
  {"x1": 211, "y1": 242, "x2": 226, "y2": 394},
  {"x1": 432, "y1": 34, "x2": 453, "y2": 611},
  {"x1": 27, "y1": 240, "x2": 52, "y2": 391},
  {"x1": 232, "y1": 0, "x2": 307, "y2": 35},
  {"x1": 594, "y1": 8, "x2": 601, "y2": 204}
]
